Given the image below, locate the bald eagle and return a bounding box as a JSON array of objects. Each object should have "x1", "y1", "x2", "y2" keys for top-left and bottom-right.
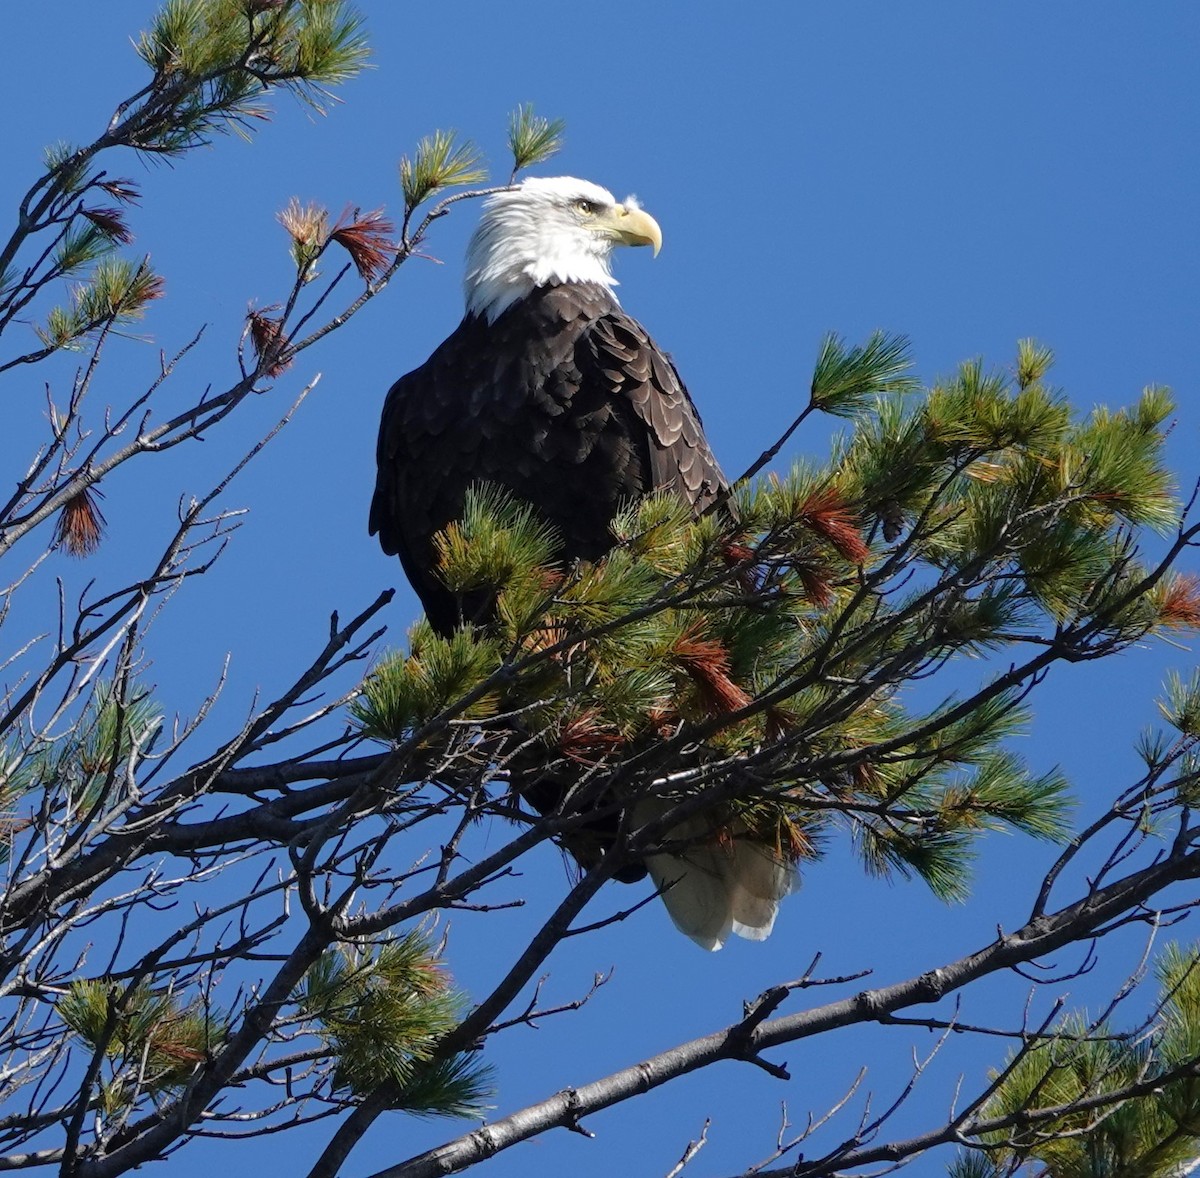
[{"x1": 371, "y1": 177, "x2": 796, "y2": 949}]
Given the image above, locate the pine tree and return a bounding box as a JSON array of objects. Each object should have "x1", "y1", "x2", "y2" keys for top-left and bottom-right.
[{"x1": 0, "y1": 5, "x2": 1198, "y2": 1177}]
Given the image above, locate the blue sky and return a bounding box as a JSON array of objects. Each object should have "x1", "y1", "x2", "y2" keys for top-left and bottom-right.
[{"x1": 2, "y1": 4, "x2": 1199, "y2": 1176}]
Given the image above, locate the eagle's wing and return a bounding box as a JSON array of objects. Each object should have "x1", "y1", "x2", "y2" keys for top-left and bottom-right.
[
  {"x1": 369, "y1": 317, "x2": 489, "y2": 635},
  {"x1": 370, "y1": 286, "x2": 727, "y2": 634},
  {"x1": 582, "y1": 309, "x2": 728, "y2": 514},
  {"x1": 369, "y1": 294, "x2": 621, "y2": 633}
]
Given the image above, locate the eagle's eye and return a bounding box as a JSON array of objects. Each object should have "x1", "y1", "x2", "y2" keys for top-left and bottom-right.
[{"x1": 574, "y1": 198, "x2": 598, "y2": 216}]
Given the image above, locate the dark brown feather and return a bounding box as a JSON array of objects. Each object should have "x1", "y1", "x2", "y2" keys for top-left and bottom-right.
[{"x1": 370, "y1": 281, "x2": 726, "y2": 635}]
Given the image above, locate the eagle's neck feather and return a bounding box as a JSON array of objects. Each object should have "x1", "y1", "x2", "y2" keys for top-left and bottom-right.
[{"x1": 464, "y1": 196, "x2": 619, "y2": 323}]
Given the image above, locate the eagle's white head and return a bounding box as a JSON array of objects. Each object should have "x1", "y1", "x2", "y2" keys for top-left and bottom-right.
[{"x1": 464, "y1": 176, "x2": 662, "y2": 322}]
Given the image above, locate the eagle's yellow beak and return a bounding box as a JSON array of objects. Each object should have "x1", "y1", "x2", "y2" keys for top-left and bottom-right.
[{"x1": 608, "y1": 204, "x2": 662, "y2": 256}]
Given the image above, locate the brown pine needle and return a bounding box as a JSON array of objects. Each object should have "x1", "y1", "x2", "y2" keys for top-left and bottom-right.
[
  {"x1": 330, "y1": 206, "x2": 396, "y2": 282},
  {"x1": 55, "y1": 486, "x2": 107, "y2": 557}
]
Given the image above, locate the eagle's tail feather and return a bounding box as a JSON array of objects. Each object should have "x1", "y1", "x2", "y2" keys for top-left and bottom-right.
[{"x1": 636, "y1": 804, "x2": 799, "y2": 951}]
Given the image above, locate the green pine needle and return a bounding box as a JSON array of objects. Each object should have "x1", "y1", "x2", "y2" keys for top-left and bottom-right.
[
  {"x1": 810, "y1": 330, "x2": 919, "y2": 417},
  {"x1": 299, "y1": 932, "x2": 491, "y2": 1116},
  {"x1": 954, "y1": 754, "x2": 1074, "y2": 841},
  {"x1": 1133, "y1": 384, "x2": 1175, "y2": 433},
  {"x1": 293, "y1": 0, "x2": 371, "y2": 90},
  {"x1": 918, "y1": 692, "x2": 1031, "y2": 767},
  {"x1": 400, "y1": 130, "x2": 488, "y2": 212},
  {"x1": 610, "y1": 491, "x2": 696, "y2": 575},
  {"x1": 352, "y1": 626, "x2": 503, "y2": 740},
  {"x1": 55, "y1": 224, "x2": 114, "y2": 276},
  {"x1": 1066, "y1": 403, "x2": 1178, "y2": 533},
  {"x1": 555, "y1": 547, "x2": 660, "y2": 630},
  {"x1": 131, "y1": 1, "x2": 369, "y2": 153},
  {"x1": 947, "y1": 1155, "x2": 1003, "y2": 1178},
  {"x1": 58, "y1": 979, "x2": 226, "y2": 1095},
  {"x1": 1158, "y1": 669, "x2": 1200, "y2": 737},
  {"x1": 1154, "y1": 943, "x2": 1200, "y2": 1063},
  {"x1": 1019, "y1": 524, "x2": 1119, "y2": 620},
  {"x1": 442, "y1": 484, "x2": 560, "y2": 588},
  {"x1": 955, "y1": 944, "x2": 1200, "y2": 1176},
  {"x1": 23, "y1": 682, "x2": 163, "y2": 812},
  {"x1": 1015, "y1": 337, "x2": 1054, "y2": 390},
  {"x1": 859, "y1": 822, "x2": 975, "y2": 903},
  {"x1": 507, "y1": 104, "x2": 566, "y2": 176},
  {"x1": 79, "y1": 258, "x2": 164, "y2": 322},
  {"x1": 35, "y1": 260, "x2": 163, "y2": 351},
  {"x1": 36, "y1": 306, "x2": 87, "y2": 351},
  {"x1": 391, "y1": 1052, "x2": 494, "y2": 1119},
  {"x1": 42, "y1": 141, "x2": 90, "y2": 195}
]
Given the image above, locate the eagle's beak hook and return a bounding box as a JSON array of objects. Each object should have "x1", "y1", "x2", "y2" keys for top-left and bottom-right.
[{"x1": 614, "y1": 205, "x2": 662, "y2": 256}]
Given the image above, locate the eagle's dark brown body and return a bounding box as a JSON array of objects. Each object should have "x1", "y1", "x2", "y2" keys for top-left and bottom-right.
[
  {"x1": 369, "y1": 179, "x2": 797, "y2": 948},
  {"x1": 370, "y1": 281, "x2": 725, "y2": 634}
]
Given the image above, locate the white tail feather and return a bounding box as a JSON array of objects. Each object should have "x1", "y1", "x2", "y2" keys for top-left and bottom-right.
[{"x1": 635, "y1": 802, "x2": 799, "y2": 951}]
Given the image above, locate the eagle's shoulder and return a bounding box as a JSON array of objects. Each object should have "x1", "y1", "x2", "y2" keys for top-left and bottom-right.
[
  {"x1": 576, "y1": 299, "x2": 728, "y2": 513},
  {"x1": 370, "y1": 281, "x2": 726, "y2": 630}
]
